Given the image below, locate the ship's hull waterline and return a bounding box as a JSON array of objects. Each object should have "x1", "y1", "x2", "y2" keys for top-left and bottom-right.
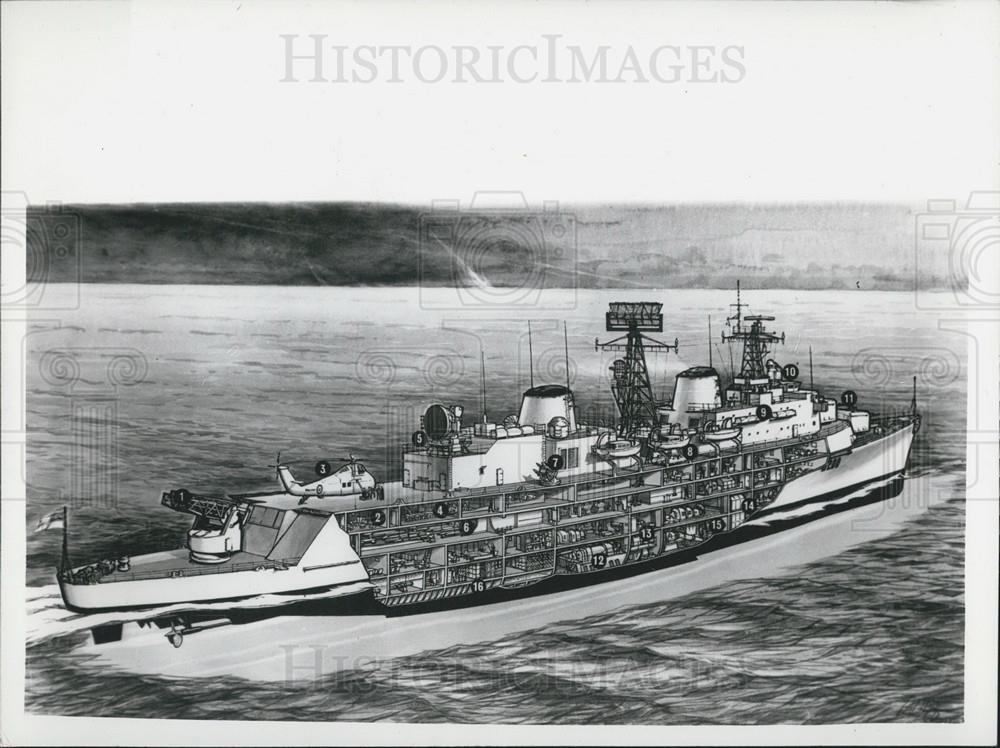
[
  {"x1": 60, "y1": 422, "x2": 915, "y2": 615},
  {"x1": 86, "y1": 470, "x2": 912, "y2": 655},
  {"x1": 760, "y1": 422, "x2": 915, "y2": 517},
  {"x1": 55, "y1": 294, "x2": 923, "y2": 623},
  {"x1": 58, "y1": 559, "x2": 371, "y2": 613}
]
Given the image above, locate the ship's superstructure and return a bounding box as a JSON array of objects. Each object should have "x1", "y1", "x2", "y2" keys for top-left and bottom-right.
[{"x1": 57, "y1": 288, "x2": 920, "y2": 615}]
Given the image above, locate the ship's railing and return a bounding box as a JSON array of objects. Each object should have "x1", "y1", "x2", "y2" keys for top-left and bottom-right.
[
  {"x1": 400, "y1": 424, "x2": 605, "y2": 456},
  {"x1": 853, "y1": 414, "x2": 915, "y2": 448},
  {"x1": 729, "y1": 421, "x2": 842, "y2": 455},
  {"x1": 781, "y1": 391, "x2": 810, "y2": 401},
  {"x1": 64, "y1": 556, "x2": 300, "y2": 585},
  {"x1": 870, "y1": 412, "x2": 918, "y2": 431}
]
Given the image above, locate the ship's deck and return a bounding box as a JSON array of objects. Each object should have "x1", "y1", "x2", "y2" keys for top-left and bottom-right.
[
  {"x1": 73, "y1": 548, "x2": 296, "y2": 585},
  {"x1": 227, "y1": 491, "x2": 341, "y2": 513},
  {"x1": 220, "y1": 417, "x2": 908, "y2": 518}
]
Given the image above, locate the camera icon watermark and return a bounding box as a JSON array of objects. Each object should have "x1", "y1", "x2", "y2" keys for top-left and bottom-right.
[
  {"x1": 914, "y1": 191, "x2": 999, "y2": 312},
  {"x1": 418, "y1": 192, "x2": 577, "y2": 311},
  {"x1": 355, "y1": 346, "x2": 467, "y2": 389},
  {"x1": 1, "y1": 191, "x2": 82, "y2": 311}
]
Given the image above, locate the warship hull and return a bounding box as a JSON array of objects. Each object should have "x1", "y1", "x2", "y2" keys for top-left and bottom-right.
[
  {"x1": 762, "y1": 421, "x2": 916, "y2": 517},
  {"x1": 55, "y1": 293, "x2": 924, "y2": 630},
  {"x1": 87, "y1": 471, "x2": 909, "y2": 655},
  {"x1": 58, "y1": 556, "x2": 370, "y2": 613},
  {"x1": 59, "y1": 417, "x2": 918, "y2": 616},
  {"x1": 359, "y1": 420, "x2": 918, "y2": 609}
]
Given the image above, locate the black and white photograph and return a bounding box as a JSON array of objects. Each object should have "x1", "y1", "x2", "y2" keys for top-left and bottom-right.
[{"x1": 1, "y1": 1, "x2": 997, "y2": 745}]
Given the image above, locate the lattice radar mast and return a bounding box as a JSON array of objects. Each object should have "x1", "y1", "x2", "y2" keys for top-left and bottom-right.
[
  {"x1": 595, "y1": 302, "x2": 678, "y2": 438},
  {"x1": 721, "y1": 283, "x2": 786, "y2": 399}
]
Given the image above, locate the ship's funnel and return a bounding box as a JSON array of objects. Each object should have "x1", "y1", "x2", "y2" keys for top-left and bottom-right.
[
  {"x1": 518, "y1": 384, "x2": 577, "y2": 432},
  {"x1": 660, "y1": 366, "x2": 721, "y2": 430}
]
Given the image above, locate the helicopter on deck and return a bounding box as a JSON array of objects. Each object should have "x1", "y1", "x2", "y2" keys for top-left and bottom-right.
[{"x1": 275, "y1": 454, "x2": 380, "y2": 499}]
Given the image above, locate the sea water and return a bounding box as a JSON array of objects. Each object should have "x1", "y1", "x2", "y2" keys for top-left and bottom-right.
[{"x1": 22, "y1": 285, "x2": 966, "y2": 723}]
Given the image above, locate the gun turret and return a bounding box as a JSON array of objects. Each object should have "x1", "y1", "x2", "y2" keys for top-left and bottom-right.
[{"x1": 161, "y1": 488, "x2": 239, "y2": 522}]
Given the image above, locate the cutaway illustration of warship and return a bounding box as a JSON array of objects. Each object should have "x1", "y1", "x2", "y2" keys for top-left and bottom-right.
[{"x1": 58, "y1": 285, "x2": 921, "y2": 640}]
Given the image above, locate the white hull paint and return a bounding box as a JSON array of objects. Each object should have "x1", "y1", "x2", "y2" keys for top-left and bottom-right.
[
  {"x1": 59, "y1": 557, "x2": 369, "y2": 611},
  {"x1": 60, "y1": 512, "x2": 370, "y2": 611},
  {"x1": 61, "y1": 423, "x2": 916, "y2": 613},
  {"x1": 766, "y1": 423, "x2": 916, "y2": 514}
]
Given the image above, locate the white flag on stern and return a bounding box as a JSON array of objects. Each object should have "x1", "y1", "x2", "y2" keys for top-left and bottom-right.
[{"x1": 34, "y1": 509, "x2": 65, "y2": 533}]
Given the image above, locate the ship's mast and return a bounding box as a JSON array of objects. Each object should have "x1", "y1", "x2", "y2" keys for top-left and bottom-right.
[
  {"x1": 527, "y1": 321, "x2": 535, "y2": 389},
  {"x1": 722, "y1": 280, "x2": 747, "y2": 386},
  {"x1": 59, "y1": 505, "x2": 71, "y2": 575},
  {"x1": 595, "y1": 302, "x2": 678, "y2": 439},
  {"x1": 727, "y1": 280, "x2": 746, "y2": 334},
  {"x1": 721, "y1": 284, "x2": 785, "y2": 401},
  {"x1": 809, "y1": 346, "x2": 814, "y2": 391},
  {"x1": 480, "y1": 350, "x2": 488, "y2": 423},
  {"x1": 728, "y1": 315, "x2": 784, "y2": 379},
  {"x1": 708, "y1": 315, "x2": 713, "y2": 369},
  {"x1": 563, "y1": 321, "x2": 571, "y2": 391}
]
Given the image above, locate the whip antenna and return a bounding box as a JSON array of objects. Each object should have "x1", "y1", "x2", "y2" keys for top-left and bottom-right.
[
  {"x1": 563, "y1": 321, "x2": 571, "y2": 391},
  {"x1": 527, "y1": 320, "x2": 534, "y2": 388},
  {"x1": 708, "y1": 314, "x2": 713, "y2": 368},
  {"x1": 481, "y1": 349, "x2": 488, "y2": 423}
]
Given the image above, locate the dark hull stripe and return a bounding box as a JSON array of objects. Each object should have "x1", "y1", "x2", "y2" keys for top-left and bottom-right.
[{"x1": 753, "y1": 469, "x2": 904, "y2": 520}]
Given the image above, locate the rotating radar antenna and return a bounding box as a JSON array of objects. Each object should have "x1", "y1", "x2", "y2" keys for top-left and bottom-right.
[
  {"x1": 595, "y1": 302, "x2": 678, "y2": 438},
  {"x1": 721, "y1": 282, "x2": 785, "y2": 383},
  {"x1": 722, "y1": 314, "x2": 785, "y2": 381}
]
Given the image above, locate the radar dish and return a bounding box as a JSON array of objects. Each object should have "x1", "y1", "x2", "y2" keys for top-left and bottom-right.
[
  {"x1": 605, "y1": 302, "x2": 664, "y2": 332},
  {"x1": 423, "y1": 404, "x2": 452, "y2": 440}
]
